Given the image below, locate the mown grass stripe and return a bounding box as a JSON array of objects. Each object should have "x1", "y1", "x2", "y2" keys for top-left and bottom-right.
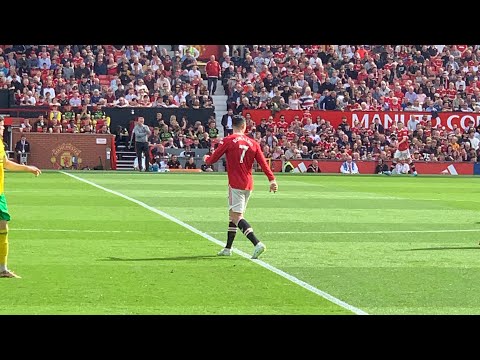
[{"x1": 61, "y1": 171, "x2": 368, "y2": 315}]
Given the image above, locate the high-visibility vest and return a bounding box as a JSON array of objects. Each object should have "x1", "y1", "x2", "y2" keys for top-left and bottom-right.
[{"x1": 283, "y1": 161, "x2": 294, "y2": 173}]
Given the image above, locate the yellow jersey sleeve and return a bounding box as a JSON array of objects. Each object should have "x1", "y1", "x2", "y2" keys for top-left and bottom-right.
[{"x1": 0, "y1": 142, "x2": 5, "y2": 194}]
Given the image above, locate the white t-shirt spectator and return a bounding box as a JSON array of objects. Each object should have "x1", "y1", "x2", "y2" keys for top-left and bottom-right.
[
  {"x1": 38, "y1": 56, "x2": 51, "y2": 69},
  {"x1": 188, "y1": 68, "x2": 201, "y2": 82},
  {"x1": 469, "y1": 135, "x2": 480, "y2": 150},
  {"x1": 340, "y1": 160, "x2": 359, "y2": 174},
  {"x1": 407, "y1": 117, "x2": 420, "y2": 131},
  {"x1": 455, "y1": 79, "x2": 466, "y2": 91},
  {"x1": 393, "y1": 162, "x2": 410, "y2": 174},
  {"x1": 43, "y1": 87, "x2": 55, "y2": 99},
  {"x1": 69, "y1": 95, "x2": 82, "y2": 107},
  {"x1": 288, "y1": 97, "x2": 300, "y2": 110}
]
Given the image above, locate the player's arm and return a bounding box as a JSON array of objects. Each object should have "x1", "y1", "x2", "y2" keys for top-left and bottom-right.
[
  {"x1": 145, "y1": 124, "x2": 152, "y2": 136},
  {"x1": 254, "y1": 145, "x2": 278, "y2": 193},
  {"x1": 4, "y1": 158, "x2": 41, "y2": 176},
  {"x1": 203, "y1": 139, "x2": 228, "y2": 164}
]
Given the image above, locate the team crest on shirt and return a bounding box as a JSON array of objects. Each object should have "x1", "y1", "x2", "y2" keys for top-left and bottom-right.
[{"x1": 50, "y1": 143, "x2": 82, "y2": 169}]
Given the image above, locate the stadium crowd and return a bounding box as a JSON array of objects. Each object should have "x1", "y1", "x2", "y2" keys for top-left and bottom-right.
[{"x1": 1, "y1": 44, "x2": 479, "y2": 166}]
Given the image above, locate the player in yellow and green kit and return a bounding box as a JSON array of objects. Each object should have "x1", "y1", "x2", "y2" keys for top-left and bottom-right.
[{"x1": 0, "y1": 116, "x2": 41, "y2": 278}]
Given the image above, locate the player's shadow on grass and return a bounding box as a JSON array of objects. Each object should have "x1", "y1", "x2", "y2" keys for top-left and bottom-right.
[
  {"x1": 101, "y1": 255, "x2": 218, "y2": 261},
  {"x1": 400, "y1": 246, "x2": 480, "y2": 251}
]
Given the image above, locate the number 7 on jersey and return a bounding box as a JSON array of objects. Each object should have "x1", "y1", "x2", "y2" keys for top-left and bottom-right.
[{"x1": 239, "y1": 144, "x2": 249, "y2": 163}]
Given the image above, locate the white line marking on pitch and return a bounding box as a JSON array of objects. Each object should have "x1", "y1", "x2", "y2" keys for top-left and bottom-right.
[
  {"x1": 11, "y1": 229, "x2": 193, "y2": 234},
  {"x1": 211, "y1": 229, "x2": 480, "y2": 235},
  {"x1": 11, "y1": 228, "x2": 138, "y2": 233},
  {"x1": 60, "y1": 171, "x2": 368, "y2": 315}
]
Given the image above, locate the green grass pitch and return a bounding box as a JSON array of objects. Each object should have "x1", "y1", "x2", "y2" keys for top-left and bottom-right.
[{"x1": 1, "y1": 171, "x2": 479, "y2": 315}]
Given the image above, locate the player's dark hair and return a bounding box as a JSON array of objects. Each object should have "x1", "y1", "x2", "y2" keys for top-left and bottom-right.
[{"x1": 232, "y1": 115, "x2": 246, "y2": 128}]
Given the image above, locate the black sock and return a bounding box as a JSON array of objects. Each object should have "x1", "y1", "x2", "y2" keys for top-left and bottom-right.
[
  {"x1": 226, "y1": 221, "x2": 237, "y2": 249},
  {"x1": 237, "y1": 219, "x2": 259, "y2": 246}
]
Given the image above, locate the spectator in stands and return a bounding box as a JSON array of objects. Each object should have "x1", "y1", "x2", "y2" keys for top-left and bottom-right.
[
  {"x1": 33, "y1": 115, "x2": 46, "y2": 133},
  {"x1": 19, "y1": 118, "x2": 32, "y2": 133},
  {"x1": 105, "y1": 57, "x2": 118, "y2": 77},
  {"x1": 148, "y1": 127, "x2": 161, "y2": 147},
  {"x1": 25, "y1": 51, "x2": 38, "y2": 69},
  {"x1": 205, "y1": 55, "x2": 221, "y2": 95},
  {"x1": 102, "y1": 87, "x2": 115, "y2": 105},
  {"x1": 91, "y1": 89, "x2": 103, "y2": 104},
  {"x1": 392, "y1": 158, "x2": 410, "y2": 174},
  {"x1": 340, "y1": 155, "x2": 359, "y2": 174},
  {"x1": 96, "y1": 124, "x2": 110, "y2": 134},
  {"x1": 468, "y1": 130, "x2": 479, "y2": 150},
  {"x1": 319, "y1": 90, "x2": 337, "y2": 110},
  {"x1": 129, "y1": 55, "x2": 144, "y2": 80},
  {"x1": 151, "y1": 138, "x2": 167, "y2": 158},
  {"x1": 9, "y1": 43, "x2": 480, "y2": 171},
  {"x1": 24, "y1": 90, "x2": 36, "y2": 106},
  {"x1": 199, "y1": 132, "x2": 212, "y2": 149},
  {"x1": 74, "y1": 62, "x2": 90, "y2": 80},
  {"x1": 113, "y1": 125, "x2": 129, "y2": 148},
  {"x1": 37, "y1": 52, "x2": 51, "y2": 69},
  {"x1": 114, "y1": 97, "x2": 129, "y2": 107},
  {"x1": 201, "y1": 161, "x2": 214, "y2": 172},
  {"x1": 16, "y1": 53, "x2": 29, "y2": 74},
  {"x1": 93, "y1": 57, "x2": 107, "y2": 76},
  {"x1": 166, "y1": 155, "x2": 182, "y2": 169},
  {"x1": 14, "y1": 134, "x2": 30, "y2": 164},
  {"x1": 184, "y1": 156, "x2": 197, "y2": 169},
  {"x1": 221, "y1": 108, "x2": 234, "y2": 136},
  {"x1": 407, "y1": 115, "x2": 420, "y2": 131},
  {"x1": 375, "y1": 158, "x2": 389, "y2": 175},
  {"x1": 62, "y1": 60, "x2": 74, "y2": 81},
  {"x1": 65, "y1": 119, "x2": 78, "y2": 133},
  {"x1": 288, "y1": 92, "x2": 300, "y2": 110},
  {"x1": 172, "y1": 133, "x2": 185, "y2": 149},
  {"x1": 164, "y1": 137, "x2": 178, "y2": 149},
  {"x1": 188, "y1": 64, "x2": 201, "y2": 83},
  {"x1": 49, "y1": 105, "x2": 62, "y2": 122},
  {"x1": 307, "y1": 160, "x2": 321, "y2": 173},
  {"x1": 90, "y1": 77, "x2": 102, "y2": 94}
]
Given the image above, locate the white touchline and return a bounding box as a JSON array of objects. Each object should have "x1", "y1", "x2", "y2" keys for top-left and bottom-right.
[
  {"x1": 60, "y1": 171, "x2": 368, "y2": 315},
  {"x1": 11, "y1": 229, "x2": 138, "y2": 233},
  {"x1": 211, "y1": 229, "x2": 480, "y2": 235},
  {"x1": 11, "y1": 229, "x2": 191, "y2": 234}
]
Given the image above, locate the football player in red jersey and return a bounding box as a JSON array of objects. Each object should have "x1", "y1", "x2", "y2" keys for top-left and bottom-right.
[
  {"x1": 386, "y1": 121, "x2": 418, "y2": 176},
  {"x1": 203, "y1": 115, "x2": 278, "y2": 259}
]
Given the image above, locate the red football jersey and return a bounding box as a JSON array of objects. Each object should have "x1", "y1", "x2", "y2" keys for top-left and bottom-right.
[
  {"x1": 204, "y1": 133, "x2": 275, "y2": 190},
  {"x1": 396, "y1": 128, "x2": 409, "y2": 151}
]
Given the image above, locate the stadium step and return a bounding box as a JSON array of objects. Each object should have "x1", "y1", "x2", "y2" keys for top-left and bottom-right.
[
  {"x1": 116, "y1": 150, "x2": 136, "y2": 170},
  {"x1": 156, "y1": 45, "x2": 175, "y2": 58},
  {"x1": 202, "y1": 79, "x2": 225, "y2": 96},
  {"x1": 213, "y1": 94, "x2": 228, "y2": 137}
]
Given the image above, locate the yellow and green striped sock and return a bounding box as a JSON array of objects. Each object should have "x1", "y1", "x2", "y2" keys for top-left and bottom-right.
[{"x1": 0, "y1": 230, "x2": 8, "y2": 272}]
